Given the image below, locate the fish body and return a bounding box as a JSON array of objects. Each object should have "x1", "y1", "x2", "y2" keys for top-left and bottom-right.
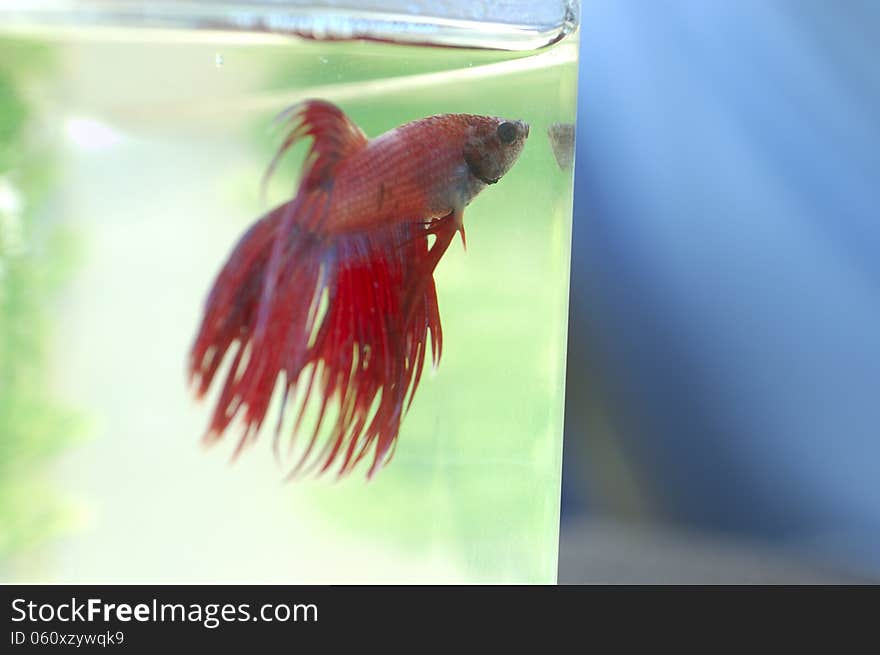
[
  {"x1": 189, "y1": 100, "x2": 528, "y2": 478},
  {"x1": 326, "y1": 115, "x2": 526, "y2": 232}
]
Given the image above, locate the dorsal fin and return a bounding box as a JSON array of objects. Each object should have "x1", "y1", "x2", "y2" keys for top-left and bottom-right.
[{"x1": 261, "y1": 99, "x2": 368, "y2": 199}]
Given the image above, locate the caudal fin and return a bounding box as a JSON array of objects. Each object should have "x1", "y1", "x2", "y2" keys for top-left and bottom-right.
[{"x1": 189, "y1": 211, "x2": 448, "y2": 477}]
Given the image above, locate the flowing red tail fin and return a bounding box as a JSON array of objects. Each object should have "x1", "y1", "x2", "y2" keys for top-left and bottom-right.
[{"x1": 189, "y1": 100, "x2": 455, "y2": 478}]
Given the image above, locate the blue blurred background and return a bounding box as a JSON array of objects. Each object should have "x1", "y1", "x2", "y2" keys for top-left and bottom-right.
[{"x1": 560, "y1": 0, "x2": 880, "y2": 581}]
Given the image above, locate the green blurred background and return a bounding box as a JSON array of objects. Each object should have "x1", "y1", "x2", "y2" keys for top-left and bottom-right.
[{"x1": 0, "y1": 38, "x2": 81, "y2": 578}]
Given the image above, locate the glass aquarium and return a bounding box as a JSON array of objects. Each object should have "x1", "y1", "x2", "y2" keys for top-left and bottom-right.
[{"x1": 0, "y1": 1, "x2": 579, "y2": 583}]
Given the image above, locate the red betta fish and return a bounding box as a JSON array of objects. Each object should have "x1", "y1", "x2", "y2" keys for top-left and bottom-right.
[{"x1": 189, "y1": 100, "x2": 529, "y2": 478}]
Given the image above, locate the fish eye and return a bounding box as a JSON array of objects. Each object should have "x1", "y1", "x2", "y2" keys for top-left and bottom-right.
[{"x1": 497, "y1": 122, "x2": 517, "y2": 144}]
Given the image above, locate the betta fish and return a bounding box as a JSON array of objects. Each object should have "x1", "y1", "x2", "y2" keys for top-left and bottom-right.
[{"x1": 189, "y1": 99, "x2": 528, "y2": 478}]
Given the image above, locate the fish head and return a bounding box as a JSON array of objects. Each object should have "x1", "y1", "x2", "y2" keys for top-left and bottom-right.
[{"x1": 463, "y1": 116, "x2": 529, "y2": 186}]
